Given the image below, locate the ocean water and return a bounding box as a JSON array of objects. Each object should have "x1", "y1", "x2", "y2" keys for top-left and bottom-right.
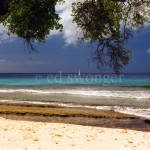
[
  {"x1": 0, "y1": 73, "x2": 150, "y2": 86},
  {"x1": 0, "y1": 73, "x2": 150, "y2": 118}
]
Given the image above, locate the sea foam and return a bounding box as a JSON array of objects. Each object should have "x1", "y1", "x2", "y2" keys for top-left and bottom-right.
[{"x1": 0, "y1": 89, "x2": 149, "y2": 99}]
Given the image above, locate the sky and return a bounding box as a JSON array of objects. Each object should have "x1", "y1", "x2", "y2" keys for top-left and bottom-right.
[{"x1": 0, "y1": 0, "x2": 150, "y2": 73}]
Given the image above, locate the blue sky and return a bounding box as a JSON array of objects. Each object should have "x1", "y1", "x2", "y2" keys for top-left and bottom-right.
[{"x1": 0, "y1": 1, "x2": 150, "y2": 73}]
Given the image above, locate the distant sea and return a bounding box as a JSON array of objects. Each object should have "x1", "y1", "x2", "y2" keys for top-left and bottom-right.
[{"x1": 0, "y1": 73, "x2": 150, "y2": 118}]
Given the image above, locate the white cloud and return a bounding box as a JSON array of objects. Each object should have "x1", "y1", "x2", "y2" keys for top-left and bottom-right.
[
  {"x1": 0, "y1": 24, "x2": 16, "y2": 44},
  {"x1": 147, "y1": 48, "x2": 150, "y2": 53},
  {"x1": 51, "y1": 0, "x2": 83, "y2": 46}
]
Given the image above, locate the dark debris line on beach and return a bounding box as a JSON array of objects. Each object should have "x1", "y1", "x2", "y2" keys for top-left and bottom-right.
[{"x1": 0, "y1": 103, "x2": 150, "y2": 132}]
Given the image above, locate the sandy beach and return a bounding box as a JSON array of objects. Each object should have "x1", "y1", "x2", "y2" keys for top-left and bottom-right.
[{"x1": 0, "y1": 117, "x2": 150, "y2": 150}]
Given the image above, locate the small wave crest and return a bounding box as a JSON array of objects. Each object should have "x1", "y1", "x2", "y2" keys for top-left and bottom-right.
[{"x1": 0, "y1": 89, "x2": 149, "y2": 99}]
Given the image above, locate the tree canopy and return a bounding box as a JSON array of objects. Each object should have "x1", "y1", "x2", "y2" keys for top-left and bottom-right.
[
  {"x1": 72, "y1": 0, "x2": 150, "y2": 73},
  {"x1": 0, "y1": 0, "x2": 63, "y2": 51},
  {"x1": 0, "y1": 0, "x2": 150, "y2": 73}
]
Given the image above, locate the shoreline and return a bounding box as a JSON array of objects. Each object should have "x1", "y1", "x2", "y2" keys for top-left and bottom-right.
[
  {"x1": 0, "y1": 101, "x2": 150, "y2": 149},
  {"x1": 0, "y1": 99, "x2": 150, "y2": 119},
  {"x1": 0, "y1": 102, "x2": 150, "y2": 132}
]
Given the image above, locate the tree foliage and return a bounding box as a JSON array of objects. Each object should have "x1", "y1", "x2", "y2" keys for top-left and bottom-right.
[
  {"x1": 72, "y1": 0, "x2": 150, "y2": 73},
  {"x1": 0, "y1": 0, "x2": 150, "y2": 73},
  {"x1": 0, "y1": 0, "x2": 63, "y2": 52}
]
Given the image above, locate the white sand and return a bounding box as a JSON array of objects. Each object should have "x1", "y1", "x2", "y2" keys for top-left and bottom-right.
[{"x1": 0, "y1": 117, "x2": 150, "y2": 150}]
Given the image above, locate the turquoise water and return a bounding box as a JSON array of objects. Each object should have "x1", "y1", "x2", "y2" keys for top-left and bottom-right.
[{"x1": 0, "y1": 73, "x2": 150, "y2": 86}]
